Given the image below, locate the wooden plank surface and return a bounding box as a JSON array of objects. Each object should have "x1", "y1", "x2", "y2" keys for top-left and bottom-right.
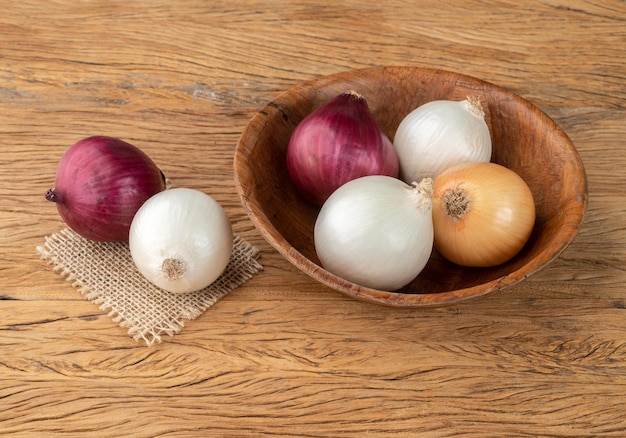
[{"x1": 1, "y1": 0, "x2": 625, "y2": 436}]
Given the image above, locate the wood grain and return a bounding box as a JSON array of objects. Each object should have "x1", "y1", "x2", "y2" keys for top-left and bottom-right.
[{"x1": 1, "y1": 0, "x2": 625, "y2": 436}]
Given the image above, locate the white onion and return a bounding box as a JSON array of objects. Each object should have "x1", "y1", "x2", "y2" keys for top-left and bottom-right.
[
  {"x1": 393, "y1": 97, "x2": 492, "y2": 183},
  {"x1": 314, "y1": 175, "x2": 433, "y2": 291},
  {"x1": 129, "y1": 188, "x2": 233, "y2": 294}
]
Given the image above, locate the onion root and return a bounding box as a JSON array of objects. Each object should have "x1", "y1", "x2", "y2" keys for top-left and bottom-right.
[
  {"x1": 443, "y1": 188, "x2": 471, "y2": 219},
  {"x1": 162, "y1": 258, "x2": 186, "y2": 280}
]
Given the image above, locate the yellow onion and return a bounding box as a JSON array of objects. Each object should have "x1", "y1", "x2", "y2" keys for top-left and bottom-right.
[{"x1": 432, "y1": 162, "x2": 535, "y2": 267}]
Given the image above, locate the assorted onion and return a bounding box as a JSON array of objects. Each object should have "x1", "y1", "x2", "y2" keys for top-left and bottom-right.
[
  {"x1": 314, "y1": 175, "x2": 433, "y2": 291},
  {"x1": 286, "y1": 90, "x2": 399, "y2": 206},
  {"x1": 129, "y1": 188, "x2": 233, "y2": 294},
  {"x1": 432, "y1": 162, "x2": 535, "y2": 267},
  {"x1": 45, "y1": 89, "x2": 536, "y2": 295},
  {"x1": 393, "y1": 97, "x2": 492, "y2": 183},
  {"x1": 299, "y1": 91, "x2": 536, "y2": 288},
  {"x1": 45, "y1": 136, "x2": 166, "y2": 242}
]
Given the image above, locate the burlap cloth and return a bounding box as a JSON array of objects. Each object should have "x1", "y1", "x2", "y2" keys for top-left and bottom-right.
[{"x1": 37, "y1": 228, "x2": 263, "y2": 346}]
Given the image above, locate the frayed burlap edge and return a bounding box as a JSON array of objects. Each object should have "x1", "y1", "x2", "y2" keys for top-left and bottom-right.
[{"x1": 37, "y1": 228, "x2": 263, "y2": 346}]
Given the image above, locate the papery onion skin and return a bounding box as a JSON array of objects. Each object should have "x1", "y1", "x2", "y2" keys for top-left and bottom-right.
[
  {"x1": 314, "y1": 175, "x2": 433, "y2": 291},
  {"x1": 393, "y1": 97, "x2": 492, "y2": 183},
  {"x1": 432, "y1": 162, "x2": 535, "y2": 267},
  {"x1": 287, "y1": 90, "x2": 399, "y2": 206},
  {"x1": 45, "y1": 136, "x2": 166, "y2": 242},
  {"x1": 129, "y1": 188, "x2": 233, "y2": 294}
]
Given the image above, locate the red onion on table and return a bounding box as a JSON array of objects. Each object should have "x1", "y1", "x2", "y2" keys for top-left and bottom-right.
[
  {"x1": 45, "y1": 136, "x2": 166, "y2": 242},
  {"x1": 286, "y1": 90, "x2": 399, "y2": 206}
]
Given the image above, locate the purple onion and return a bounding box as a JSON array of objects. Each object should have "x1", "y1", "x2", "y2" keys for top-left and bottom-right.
[
  {"x1": 45, "y1": 136, "x2": 166, "y2": 241},
  {"x1": 286, "y1": 90, "x2": 399, "y2": 206}
]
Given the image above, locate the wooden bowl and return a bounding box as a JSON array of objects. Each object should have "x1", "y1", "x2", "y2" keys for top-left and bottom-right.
[{"x1": 234, "y1": 67, "x2": 587, "y2": 308}]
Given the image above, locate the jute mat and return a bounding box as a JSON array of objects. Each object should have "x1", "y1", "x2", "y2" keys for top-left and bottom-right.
[{"x1": 37, "y1": 228, "x2": 262, "y2": 346}]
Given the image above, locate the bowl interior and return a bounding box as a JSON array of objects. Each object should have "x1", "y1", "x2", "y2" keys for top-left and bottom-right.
[{"x1": 234, "y1": 67, "x2": 587, "y2": 307}]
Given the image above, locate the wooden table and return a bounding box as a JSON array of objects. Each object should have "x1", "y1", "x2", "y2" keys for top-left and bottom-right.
[{"x1": 2, "y1": 1, "x2": 624, "y2": 436}]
